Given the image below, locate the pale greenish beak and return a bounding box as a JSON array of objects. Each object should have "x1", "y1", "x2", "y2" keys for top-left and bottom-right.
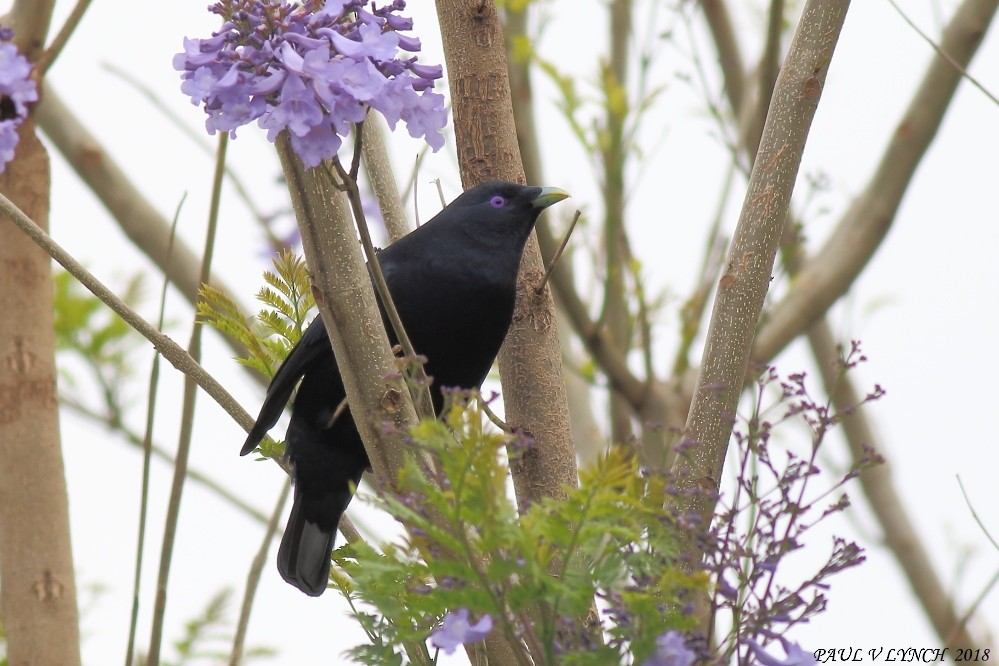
[{"x1": 532, "y1": 186, "x2": 571, "y2": 209}]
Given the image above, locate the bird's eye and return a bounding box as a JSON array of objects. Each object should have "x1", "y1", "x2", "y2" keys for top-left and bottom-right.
[{"x1": 490, "y1": 195, "x2": 506, "y2": 208}]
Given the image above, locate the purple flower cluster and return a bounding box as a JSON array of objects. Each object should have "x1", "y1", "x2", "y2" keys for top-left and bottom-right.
[
  {"x1": 0, "y1": 27, "x2": 39, "y2": 173},
  {"x1": 175, "y1": 0, "x2": 447, "y2": 168},
  {"x1": 672, "y1": 353, "x2": 880, "y2": 663}
]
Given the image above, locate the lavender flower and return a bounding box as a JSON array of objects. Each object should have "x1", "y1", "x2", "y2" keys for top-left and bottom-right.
[
  {"x1": 428, "y1": 608, "x2": 493, "y2": 655},
  {"x1": 0, "y1": 28, "x2": 39, "y2": 173},
  {"x1": 642, "y1": 631, "x2": 695, "y2": 666},
  {"x1": 176, "y1": 0, "x2": 446, "y2": 168},
  {"x1": 748, "y1": 637, "x2": 817, "y2": 666}
]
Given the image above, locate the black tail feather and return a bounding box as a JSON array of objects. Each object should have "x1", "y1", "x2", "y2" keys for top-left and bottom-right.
[{"x1": 277, "y1": 487, "x2": 351, "y2": 596}]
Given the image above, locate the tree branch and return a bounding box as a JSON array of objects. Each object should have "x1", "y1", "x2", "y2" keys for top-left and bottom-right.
[
  {"x1": 273, "y1": 134, "x2": 417, "y2": 484},
  {"x1": 34, "y1": 82, "x2": 273, "y2": 386},
  {"x1": 807, "y1": 322, "x2": 981, "y2": 650},
  {"x1": 752, "y1": 0, "x2": 998, "y2": 363},
  {"x1": 702, "y1": 0, "x2": 997, "y2": 647},
  {"x1": 9, "y1": 0, "x2": 55, "y2": 58},
  {"x1": 601, "y1": 0, "x2": 637, "y2": 445},
  {"x1": 361, "y1": 112, "x2": 411, "y2": 242},
  {"x1": 673, "y1": 0, "x2": 851, "y2": 551},
  {"x1": 698, "y1": 0, "x2": 745, "y2": 114},
  {"x1": 0, "y1": 189, "x2": 274, "y2": 456}
]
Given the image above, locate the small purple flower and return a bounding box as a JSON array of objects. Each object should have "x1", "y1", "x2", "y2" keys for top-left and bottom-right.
[
  {"x1": 0, "y1": 32, "x2": 39, "y2": 173},
  {"x1": 747, "y1": 637, "x2": 817, "y2": 666},
  {"x1": 643, "y1": 630, "x2": 695, "y2": 666},
  {"x1": 0, "y1": 121, "x2": 19, "y2": 165},
  {"x1": 176, "y1": 0, "x2": 447, "y2": 168},
  {"x1": 428, "y1": 608, "x2": 493, "y2": 655}
]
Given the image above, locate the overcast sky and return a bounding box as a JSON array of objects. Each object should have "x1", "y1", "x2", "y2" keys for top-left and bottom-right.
[{"x1": 6, "y1": 0, "x2": 998, "y2": 663}]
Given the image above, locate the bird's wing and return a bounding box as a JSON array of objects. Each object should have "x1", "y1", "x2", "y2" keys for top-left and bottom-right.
[{"x1": 241, "y1": 317, "x2": 331, "y2": 455}]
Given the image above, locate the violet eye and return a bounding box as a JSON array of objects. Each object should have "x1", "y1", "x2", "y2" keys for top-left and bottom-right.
[{"x1": 490, "y1": 195, "x2": 505, "y2": 208}]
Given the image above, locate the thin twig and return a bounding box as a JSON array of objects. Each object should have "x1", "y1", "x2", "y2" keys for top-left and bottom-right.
[
  {"x1": 699, "y1": 0, "x2": 745, "y2": 113},
  {"x1": 672, "y1": 159, "x2": 734, "y2": 378},
  {"x1": 148, "y1": 133, "x2": 228, "y2": 666},
  {"x1": 956, "y1": 476, "x2": 999, "y2": 553},
  {"x1": 748, "y1": 0, "x2": 784, "y2": 157},
  {"x1": 331, "y1": 135, "x2": 435, "y2": 420},
  {"x1": 125, "y1": 194, "x2": 182, "y2": 666},
  {"x1": 348, "y1": 117, "x2": 364, "y2": 180},
  {"x1": 887, "y1": 0, "x2": 999, "y2": 107},
  {"x1": 0, "y1": 192, "x2": 271, "y2": 452},
  {"x1": 402, "y1": 150, "x2": 428, "y2": 204},
  {"x1": 413, "y1": 163, "x2": 421, "y2": 227},
  {"x1": 230, "y1": 480, "x2": 291, "y2": 666},
  {"x1": 432, "y1": 178, "x2": 445, "y2": 207},
  {"x1": 325, "y1": 396, "x2": 350, "y2": 429},
  {"x1": 361, "y1": 112, "x2": 411, "y2": 242},
  {"x1": 943, "y1": 475, "x2": 999, "y2": 648},
  {"x1": 35, "y1": 0, "x2": 93, "y2": 75},
  {"x1": 479, "y1": 395, "x2": 513, "y2": 434},
  {"x1": 944, "y1": 568, "x2": 999, "y2": 649},
  {"x1": 101, "y1": 63, "x2": 275, "y2": 236},
  {"x1": 535, "y1": 209, "x2": 581, "y2": 295},
  {"x1": 61, "y1": 397, "x2": 269, "y2": 525},
  {"x1": 621, "y1": 232, "x2": 656, "y2": 393}
]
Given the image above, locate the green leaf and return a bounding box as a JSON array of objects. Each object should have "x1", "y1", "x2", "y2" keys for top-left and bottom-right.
[
  {"x1": 197, "y1": 249, "x2": 315, "y2": 378},
  {"x1": 332, "y1": 398, "x2": 704, "y2": 663}
]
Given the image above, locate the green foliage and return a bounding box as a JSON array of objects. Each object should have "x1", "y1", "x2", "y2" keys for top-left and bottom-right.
[
  {"x1": 134, "y1": 589, "x2": 275, "y2": 666},
  {"x1": 197, "y1": 248, "x2": 315, "y2": 380},
  {"x1": 332, "y1": 396, "x2": 703, "y2": 665},
  {"x1": 523, "y1": 30, "x2": 666, "y2": 172},
  {"x1": 197, "y1": 249, "x2": 314, "y2": 458},
  {"x1": 53, "y1": 269, "x2": 143, "y2": 394}
]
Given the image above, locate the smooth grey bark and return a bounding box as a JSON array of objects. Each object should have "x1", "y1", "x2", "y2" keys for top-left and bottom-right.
[{"x1": 673, "y1": 0, "x2": 851, "y2": 548}]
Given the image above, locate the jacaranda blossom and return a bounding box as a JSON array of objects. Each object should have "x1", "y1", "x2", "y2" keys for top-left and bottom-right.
[
  {"x1": 0, "y1": 27, "x2": 39, "y2": 173},
  {"x1": 748, "y1": 636, "x2": 818, "y2": 666},
  {"x1": 175, "y1": 0, "x2": 446, "y2": 168},
  {"x1": 642, "y1": 630, "x2": 696, "y2": 666},
  {"x1": 428, "y1": 608, "x2": 493, "y2": 655}
]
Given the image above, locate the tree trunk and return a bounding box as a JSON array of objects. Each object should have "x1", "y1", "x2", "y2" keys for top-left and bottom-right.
[
  {"x1": 0, "y1": 119, "x2": 82, "y2": 666},
  {"x1": 673, "y1": 0, "x2": 850, "y2": 558},
  {"x1": 436, "y1": 0, "x2": 578, "y2": 514}
]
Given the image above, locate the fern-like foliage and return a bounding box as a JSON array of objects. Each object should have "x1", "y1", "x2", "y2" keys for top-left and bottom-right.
[
  {"x1": 197, "y1": 249, "x2": 315, "y2": 379},
  {"x1": 332, "y1": 394, "x2": 703, "y2": 665}
]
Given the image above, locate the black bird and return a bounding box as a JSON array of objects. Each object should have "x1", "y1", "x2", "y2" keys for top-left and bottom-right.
[{"x1": 242, "y1": 181, "x2": 570, "y2": 596}]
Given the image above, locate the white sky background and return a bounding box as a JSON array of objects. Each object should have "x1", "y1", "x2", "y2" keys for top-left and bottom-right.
[{"x1": 3, "y1": 0, "x2": 997, "y2": 663}]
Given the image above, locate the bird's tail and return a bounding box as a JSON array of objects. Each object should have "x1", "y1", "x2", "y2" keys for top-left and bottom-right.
[{"x1": 277, "y1": 487, "x2": 350, "y2": 597}]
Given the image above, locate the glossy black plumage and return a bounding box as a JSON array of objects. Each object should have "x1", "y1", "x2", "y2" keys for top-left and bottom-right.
[{"x1": 242, "y1": 181, "x2": 569, "y2": 596}]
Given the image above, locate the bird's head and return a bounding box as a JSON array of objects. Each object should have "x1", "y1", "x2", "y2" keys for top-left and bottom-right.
[{"x1": 443, "y1": 180, "x2": 570, "y2": 250}]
